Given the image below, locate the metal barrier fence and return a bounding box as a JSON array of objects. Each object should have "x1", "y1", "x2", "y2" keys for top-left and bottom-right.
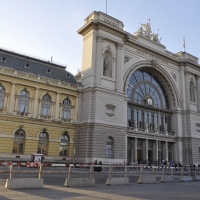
[{"x1": 1, "y1": 164, "x2": 200, "y2": 180}]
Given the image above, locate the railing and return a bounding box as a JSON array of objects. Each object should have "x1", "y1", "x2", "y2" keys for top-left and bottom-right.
[
  {"x1": 1, "y1": 164, "x2": 200, "y2": 181},
  {"x1": 127, "y1": 126, "x2": 175, "y2": 136}
]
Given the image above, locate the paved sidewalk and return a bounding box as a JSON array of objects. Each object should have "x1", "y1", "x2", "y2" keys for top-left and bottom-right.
[{"x1": 1, "y1": 180, "x2": 200, "y2": 200}]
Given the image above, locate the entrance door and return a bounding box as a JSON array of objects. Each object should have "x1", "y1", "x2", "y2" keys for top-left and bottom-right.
[
  {"x1": 148, "y1": 150, "x2": 153, "y2": 164},
  {"x1": 137, "y1": 149, "x2": 142, "y2": 164}
]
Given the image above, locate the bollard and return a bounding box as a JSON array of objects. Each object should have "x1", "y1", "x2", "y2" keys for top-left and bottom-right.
[
  {"x1": 188, "y1": 168, "x2": 190, "y2": 176},
  {"x1": 162, "y1": 167, "x2": 164, "y2": 179},
  {"x1": 152, "y1": 167, "x2": 155, "y2": 174},
  {"x1": 140, "y1": 166, "x2": 143, "y2": 179},
  {"x1": 10, "y1": 164, "x2": 13, "y2": 179},
  {"x1": 195, "y1": 167, "x2": 197, "y2": 176},
  {"x1": 68, "y1": 166, "x2": 71, "y2": 179},
  {"x1": 171, "y1": 168, "x2": 173, "y2": 176},
  {"x1": 90, "y1": 165, "x2": 93, "y2": 179},
  {"x1": 125, "y1": 166, "x2": 127, "y2": 178},
  {"x1": 181, "y1": 168, "x2": 183, "y2": 177},
  {"x1": 39, "y1": 165, "x2": 43, "y2": 179},
  {"x1": 109, "y1": 166, "x2": 112, "y2": 179}
]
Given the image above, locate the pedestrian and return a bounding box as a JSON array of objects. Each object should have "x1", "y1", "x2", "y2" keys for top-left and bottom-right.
[
  {"x1": 174, "y1": 162, "x2": 177, "y2": 171},
  {"x1": 98, "y1": 160, "x2": 102, "y2": 172},
  {"x1": 93, "y1": 159, "x2": 97, "y2": 172}
]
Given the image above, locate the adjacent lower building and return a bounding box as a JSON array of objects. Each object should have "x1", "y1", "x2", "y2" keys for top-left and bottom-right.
[{"x1": 0, "y1": 48, "x2": 78, "y2": 162}]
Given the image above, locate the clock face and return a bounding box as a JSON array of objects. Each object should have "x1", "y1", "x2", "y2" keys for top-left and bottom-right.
[{"x1": 147, "y1": 98, "x2": 153, "y2": 105}]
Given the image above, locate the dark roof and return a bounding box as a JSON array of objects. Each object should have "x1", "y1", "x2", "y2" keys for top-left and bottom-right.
[{"x1": 0, "y1": 48, "x2": 77, "y2": 85}]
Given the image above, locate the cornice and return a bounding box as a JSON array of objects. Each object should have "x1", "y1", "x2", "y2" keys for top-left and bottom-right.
[
  {"x1": 0, "y1": 114, "x2": 77, "y2": 129},
  {"x1": 78, "y1": 19, "x2": 200, "y2": 70},
  {"x1": 0, "y1": 66, "x2": 77, "y2": 92}
]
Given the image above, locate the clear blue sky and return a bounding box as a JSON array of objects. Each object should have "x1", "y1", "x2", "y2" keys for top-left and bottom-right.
[{"x1": 0, "y1": 0, "x2": 199, "y2": 75}]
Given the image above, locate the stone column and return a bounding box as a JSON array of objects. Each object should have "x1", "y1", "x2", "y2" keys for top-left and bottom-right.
[
  {"x1": 59, "y1": 103, "x2": 62, "y2": 120},
  {"x1": 115, "y1": 43, "x2": 123, "y2": 92},
  {"x1": 196, "y1": 75, "x2": 200, "y2": 112},
  {"x1": 165, "y1": 141, "x2": 168, "y2": 162},
  {"x1": 134, "y1": 138, "x2": 137, "y2": 163},
  {"x1": 50, "y1": 103, "x2": 54, "y2": 119},
  {"x1": 179, "y1": 66, "x2": 186, "y2": 109},
  {"x1": 33, "y1": 88, "x2": 39, "y2": 117},
  {"x1": 131, "y1": 142, "x2": 134, "y2": 164},
  {"x1": 95, "y1": 35, "x2": 104, "y2": 86},
  {"x1": 8, "y1": 83, "x2": 16, "y2": 113},
  {"x1": 55, "y1": 92, "x2": 60, "y2": 120},
  {"x1": 3, "y1": 94, "x2": 8, "y2": 111},
  {"x1": 155, "y1": 140, "x2": 158, "y2": 164},
  {"x1": 14, "y1": 96, "x2": 18, "y2": 114},
  {"x1": 146, "y1": 139, "x2": 148, "y2": 163},
  {"x1": 38, "y1": 100, "x2": 41, "y2": 117},
  {"x1": 185, "y1": 71, "x2": 191, "y2": 110}
]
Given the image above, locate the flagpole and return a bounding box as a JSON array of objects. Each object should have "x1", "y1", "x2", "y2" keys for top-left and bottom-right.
[
  {"x1": 183, "y1": 37, "x2": 185, "y2": 52},
  {"x1": 106, "y1": 0, "x2": 107, "y2": 14}
]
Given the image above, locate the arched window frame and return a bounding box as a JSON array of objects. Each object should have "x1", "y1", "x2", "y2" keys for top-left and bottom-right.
[
  {"x1": 59, "y1": 132, "x2": 69, "y2": 156},
  {"x1": 62, "y1": 99, "x2": 71, "y2": 120},
  {"x1": 126, "y1": 70, "x2": 171, "y2": 134},
  {"x1": 37, "y1": 131, "x2": 49, "y2": 155},
  {"x1": 41, "y1": 94, "x2": 51, "y2": 116},
  {"x1": 190, "y1": 79, "x2": 196, "y2": 102},
  {"x1": 18, "y1": 89, "x2": 29, "y2": 115},
  {"x1": 106, "y1": 136, "x2": 114, "y2": 158},
  {"x1": 12, "y1": 129, "x2": 26, "y2": 154},
  {"x1": 0, "y1": 85, "x2": 5, "y2": 109}
]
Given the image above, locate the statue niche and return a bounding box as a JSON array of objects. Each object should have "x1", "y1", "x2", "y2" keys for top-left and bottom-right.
[{"x1": 103, "y1": 51, "x2": 112, "y2": 78}]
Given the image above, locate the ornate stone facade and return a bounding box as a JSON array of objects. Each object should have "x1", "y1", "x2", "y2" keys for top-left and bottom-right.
[{"x1": 77, "y1": 11, "x2": 200, "y2": 165}]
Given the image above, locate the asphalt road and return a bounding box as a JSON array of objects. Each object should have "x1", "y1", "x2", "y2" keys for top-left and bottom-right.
[{"x1": 0, "y1": 167, "x2": 200, "y2": 200}]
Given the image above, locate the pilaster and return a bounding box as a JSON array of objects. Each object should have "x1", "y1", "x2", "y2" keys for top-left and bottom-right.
[
  {"x1": 8, "y1": 83, "x2": 16, "y2": 113},
  {"x1": 115, "y1": 43, "x2": 123, "y2": 92},
  {"x1": 95, "y1": 35, "x2": 104, "y2": 86}
]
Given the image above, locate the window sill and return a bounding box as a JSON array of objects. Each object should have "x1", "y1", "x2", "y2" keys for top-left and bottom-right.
[{"x1": 102, "y1": 76, "x2": 115, "y2": 82}]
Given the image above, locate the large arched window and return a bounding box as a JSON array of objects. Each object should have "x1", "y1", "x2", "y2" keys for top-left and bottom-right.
[
  {"x1": 37, "y1": 131, "x2": 49, "y2": 155},
  {"x1": 18, "y1": 89, "x2": 29, "y2": 115},
  {"x1": 59, "y1": 132, "x2": 69, "y2": 156},
  {"x1": 12, "y1": 129, "x2": 25, "y2": 153},
  {"x1": 106, "y1": 137, "x2": 114, "y2": 158},
  {"x1": 0, "y1": 85, "x2": 5, "y2": 109},
  {"x1": 41, "y1": 94, "x2": 51, "y2": 116},
  {"x1": 127, "y1": 69, "x2": 171, "y2": 133},
  {"x1": 62, "y1": 99, "x2": 70, "y2": 120},
  {"x1": 190, "y1": 80, "x2": 195, "y2": 102}
]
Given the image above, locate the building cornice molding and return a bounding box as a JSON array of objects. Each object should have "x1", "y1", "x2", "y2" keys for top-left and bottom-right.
[
  {"x1": 0, "y1": 66, "x2": 77, "y2": 92},
  {"x1": 78, "y1": 19, "x2": 200, "y2": 70}
]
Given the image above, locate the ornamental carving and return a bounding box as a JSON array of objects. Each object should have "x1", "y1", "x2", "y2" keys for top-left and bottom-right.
[
  {"x1": 96, "y1": 35, "x2": 104, "y2": 42},
  {"x1": 151, "y1": 60, "x2": 157, "y2": 68},
  {"x1": 105, "y1": 104, "x2": 116, "y2": 117},
  {"x1": 171, "y1": 73, "x2": 177, "y2": 81},
  {"x1": 124, "y1": 56, "x2": 129, "y2": 64}
]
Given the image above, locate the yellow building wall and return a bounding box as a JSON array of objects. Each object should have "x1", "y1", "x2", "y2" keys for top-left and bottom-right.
[{"x1": 0, "y1": 69, "x2": 77, "y2": 161}]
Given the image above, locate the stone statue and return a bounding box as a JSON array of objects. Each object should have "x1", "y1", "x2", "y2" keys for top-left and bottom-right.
[
  {"x1": 134, "y1": 118, "x2": 137, "y2": 128},
  {"x1": 128, "y1": 119, "x2": 131, "y2": 127},
  {"x1": 137, "y1": 26, "x2": 144, "y2": 34},
  {"x1": 164, "y1": 123, "x2": 168, "y2": 134},
  {"x1": 103, "y1": 55, "x2": 110, "y2": 77},
  {"x1": 155, "y1": 122, "x2": 158, "y2": 133},
  {"x1": 135, "y1": 19, "x2": 162, "y2": 43},
  {"x1": 145, "y1": 121, "x2": 149, "y2": 132}
]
